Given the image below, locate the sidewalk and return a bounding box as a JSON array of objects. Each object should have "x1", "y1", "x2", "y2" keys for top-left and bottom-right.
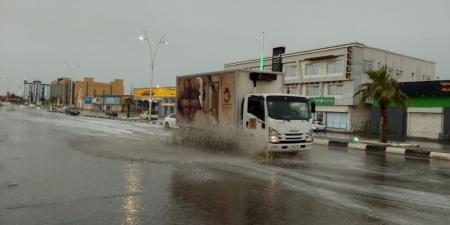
[{"x1": 313, "y1": 131, "x2": 450, "y2": 153}]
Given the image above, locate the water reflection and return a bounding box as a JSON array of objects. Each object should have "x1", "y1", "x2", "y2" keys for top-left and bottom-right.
[
  {"x1": 121, "y1": 161, "x2": 143, "y2": 225},
  {"x1": 169, "y1": 166, "x2": 287, "y2": 225}
]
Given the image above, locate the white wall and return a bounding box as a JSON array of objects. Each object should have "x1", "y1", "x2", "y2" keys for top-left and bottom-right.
[
  {"x1": 362, "y1": 48, "x2": 435, "y2": 83},
  {"x1": 349, "y1": 105, "x2": 371, "y2": 132}
]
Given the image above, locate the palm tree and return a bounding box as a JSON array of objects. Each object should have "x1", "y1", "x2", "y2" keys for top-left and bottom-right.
[
  {"x1": 123, "y1": 97, "x2": 134, "y2": 118},
  {"x1": 354, "y1": 66, "x2": 408, "y2": 143}
]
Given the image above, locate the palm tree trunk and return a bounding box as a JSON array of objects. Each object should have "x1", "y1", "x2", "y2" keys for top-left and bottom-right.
[
  {"x1": 127, "y1": 104, "x2": 130, "y2": 118},
  {"x1": 379, "y1": 97, "x2": 388, "y2": 143}
]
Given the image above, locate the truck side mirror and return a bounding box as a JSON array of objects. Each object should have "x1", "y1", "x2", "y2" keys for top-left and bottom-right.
[{"x1": 311, "y1": 101, "x2": 316, "y2": 113}]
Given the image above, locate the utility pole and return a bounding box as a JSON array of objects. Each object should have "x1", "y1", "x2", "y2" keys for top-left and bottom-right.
[{"x1": 138, "y1": 30, "x2": 168, "y2": 114}]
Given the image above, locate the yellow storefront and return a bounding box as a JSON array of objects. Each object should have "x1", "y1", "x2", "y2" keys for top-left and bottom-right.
[{"x1": 133, "y1": 86, "x2": 176, "y2": 116}]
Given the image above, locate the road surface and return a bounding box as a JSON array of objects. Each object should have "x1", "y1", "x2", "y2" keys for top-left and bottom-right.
[{"x1": 1, "y1": 107, "x2": 450, "y2": 225}]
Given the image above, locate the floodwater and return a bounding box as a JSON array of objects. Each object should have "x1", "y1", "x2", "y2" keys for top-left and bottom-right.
[{"x1": 1, "y1": 107, "x2": 450, "y2": 225}]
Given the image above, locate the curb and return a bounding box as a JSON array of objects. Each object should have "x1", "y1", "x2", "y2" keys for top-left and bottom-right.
[
  {"x1": 82, "y1": 114, "x2": 163, "y2": 125},
  {"x1": 313, "y1": 138, "x2": 450, "y2": 161}
]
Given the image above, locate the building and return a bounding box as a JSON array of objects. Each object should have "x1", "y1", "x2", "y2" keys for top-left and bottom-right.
[
  {"x1": 50, "y1": 77, "x2": 124, "y2": 108},
  {"x1": 23, "y1": 80, "x2": 50, "y2": 105},
  {"x1": 224, "y1": 42, "x2": 436, "y2": 132},
  {"x1": 133, "y1": 86, "x2": 176, "y2": 117},
  {"x1": 84, "y1": 95, "x2": 133, "y2": 112},
  {"x1": 1, "y1": 92, "x2": 24, "y2": 104},
  {"x1": 73, "y1": 77, "x2": 124, "y2": 109},
  {"x1": 50, "y1": 77, "x2": 72, "y2": 105},
  {"x1": 370, "y1": 80, "x2": 450, "y2": 140}
]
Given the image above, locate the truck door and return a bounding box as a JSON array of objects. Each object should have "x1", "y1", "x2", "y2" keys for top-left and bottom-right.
[{"x1": 243, "y1": 95, "x2": 267, "y2": 140}]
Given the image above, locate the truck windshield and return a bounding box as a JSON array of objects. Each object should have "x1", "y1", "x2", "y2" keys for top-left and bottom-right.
[{"x1": 266, "y1": 96, "x2": 311, "y2": 120}]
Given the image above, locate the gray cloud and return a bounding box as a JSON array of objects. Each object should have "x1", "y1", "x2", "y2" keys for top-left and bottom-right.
[{"x1": 1, "y1": 0, "x2": 449, "y2": 94}]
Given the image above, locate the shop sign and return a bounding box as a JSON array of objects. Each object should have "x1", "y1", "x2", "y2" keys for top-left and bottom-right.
[
  {"x1": 84, "y1": 96, "x2": 92, "y2": 104},
  {"x1": 309, "y1": 97, "x2": 335, "y2": 105}
]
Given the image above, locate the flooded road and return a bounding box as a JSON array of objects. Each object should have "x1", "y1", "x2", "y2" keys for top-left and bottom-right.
[{"x1": 1, "y1": 108, "x2": 450, "y2": 225}]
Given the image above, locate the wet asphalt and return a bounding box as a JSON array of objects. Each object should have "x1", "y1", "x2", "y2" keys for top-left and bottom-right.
[{"x1": 1, "y1": 107, "x2": 450, "y2": 225}]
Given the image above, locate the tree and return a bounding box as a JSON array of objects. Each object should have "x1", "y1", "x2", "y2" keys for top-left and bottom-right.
[
  {"x1": 123, "y1": 97, "x2": 134, "y2": 118},
  {"x1": 354, "y1": 66, "x2": 408, "y2": 143},
  {"x1": 48, "y1": 96, "x2": 57, "y2": 106}
]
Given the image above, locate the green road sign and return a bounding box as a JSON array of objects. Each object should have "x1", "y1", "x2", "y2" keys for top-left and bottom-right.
[{"x1": 309, "y1": 97, "x2": 335, "y2": 105}]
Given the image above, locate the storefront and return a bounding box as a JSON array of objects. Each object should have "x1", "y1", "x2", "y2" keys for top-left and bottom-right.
[
  {"x1": 370, "y1": 80, "x2": 450, "y2": 140},
  {"x1": 310, "y1": 97, "x2": 351, "y2": 131}
]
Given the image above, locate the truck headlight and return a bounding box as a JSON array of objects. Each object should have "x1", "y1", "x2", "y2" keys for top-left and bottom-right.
[
  {"x1": 269, "y1": 128, "x2": 280, "y2": 143},
  {"x1": 306, "y1": 129, "x2": 313, "y2": 142}
]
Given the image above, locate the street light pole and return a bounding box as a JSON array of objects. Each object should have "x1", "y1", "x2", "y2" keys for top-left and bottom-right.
[
  {"x1": 139, "y1": 30, "x2": 168, "y2": 114},
  {"x1": 63, "y1": 62, "x2": 80, "y2": 106}
]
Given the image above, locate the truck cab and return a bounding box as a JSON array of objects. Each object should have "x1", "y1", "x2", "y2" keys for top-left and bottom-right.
[{"x1": 242, "y1": 94, "x2": 315, "y2": 152}]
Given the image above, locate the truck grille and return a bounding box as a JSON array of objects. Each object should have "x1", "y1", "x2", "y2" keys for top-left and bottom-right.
[{"x1": 278, "y1": 133, "x2": 308, "y2": 144}]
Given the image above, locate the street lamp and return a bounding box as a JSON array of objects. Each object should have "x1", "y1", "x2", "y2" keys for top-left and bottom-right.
[{"x1": 138, "y1": 30, "x2": 168, "y2": 107}]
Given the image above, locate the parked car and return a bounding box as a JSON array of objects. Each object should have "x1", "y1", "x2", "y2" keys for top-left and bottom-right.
[
  {"x1": 105, "y1": 110, "x2": 118, "y2": 117},
  {"x1": 163, "y1": 113, "x2": 177, "y2": 128},
  {"x1": 48, "y1": 106, "x2": 58, "y2": 112},
  {"x1": 312, "y1": 120, "x2": 326, "y2": 132},
  {"x1": 65, "y1": 107, "x2": 80, "y2": 116}
]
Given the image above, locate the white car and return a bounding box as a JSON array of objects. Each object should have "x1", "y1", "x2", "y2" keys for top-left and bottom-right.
[
  {"x1": 163, "y1": 113, "x2": 177, "y2": 129},
  {"x1": 140, "y1": 111, "x2": 150, "y2": 119},
  {"x1": 312, "y1": 120, "x2": 326, "y2": 132},
  {"x1": 140, "y1": 111, "x2": 158, "y2": 120}
]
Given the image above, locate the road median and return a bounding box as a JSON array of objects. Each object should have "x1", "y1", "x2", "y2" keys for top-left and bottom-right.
[
  {"x1": 313, "y1": 138, "x2": 450, "y2": 161},
  {"x1": 82, "y1": 114, "x2": 163, "y2": 125}
]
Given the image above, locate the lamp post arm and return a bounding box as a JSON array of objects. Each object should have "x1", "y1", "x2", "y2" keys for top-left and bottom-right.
[{"x1": 152, "y1": 34, "x2": 166, "y2": 66}]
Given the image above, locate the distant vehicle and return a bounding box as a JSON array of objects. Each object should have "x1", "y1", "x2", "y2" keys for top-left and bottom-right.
[
  {"x1": 28, "y1": 104, "x2": 36, "y2": 108},
  {"x1": 65, "y1": 107, "x2": 80, "y2": 116},
  {"x1": 163, "y1": 113, "x2": 177, "y2": 128},
  {"x1": 105, "y1": 110, "x2": 118, "y2": 117},
  {"x1": 312, "y1": 120, "x2": 326, "y2": 131},
  {"x1": 140, "y1": 111, "x2": 158, "y2": 120},
  {"x1": 48, "y1": 106, "x2": 58, "y2": 112},
  {"x1": 140, "y1": 111, "x2": 150, "y2": 120}
]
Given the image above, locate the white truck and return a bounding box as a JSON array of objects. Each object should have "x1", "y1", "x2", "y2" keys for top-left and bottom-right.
[{"x1": 176, "y1": 69, "x2": 315, "y2": 154}]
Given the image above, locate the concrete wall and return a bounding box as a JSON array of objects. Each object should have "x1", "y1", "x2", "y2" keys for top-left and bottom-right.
[
  {"x1": 349, "y1": 105, "x2": 371, "y2": 132},
  {"x1": 362, "y1": 48, "x2": 435, "y2": 83}
]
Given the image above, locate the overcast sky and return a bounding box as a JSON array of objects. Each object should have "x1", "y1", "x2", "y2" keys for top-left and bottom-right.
[{"x1": 1, "y1": 0, "x2": 449, "y2": 95}]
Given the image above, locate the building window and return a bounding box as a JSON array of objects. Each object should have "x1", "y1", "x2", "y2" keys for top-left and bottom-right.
[
  {"x1": 326, "y1": 112, "x2": 348, "y2": 129},
  {"x1": 328, "y1": 84, "x2": 343, "y2": 96},
  {"x1": 285, "y1": 85, "x2": 298, "y2": 94},
  {"x1": 327, "y1": 60, "x2": 343, "y2": 73},
  {"x1": 305, "y1": 63, "x2": 320, "y2": 75},
  {"x1": 395, "y1": 69, "x2": 403, "y2": 77},
  {"x1": 362, "y1": 61, "x2": 373, "y2": 72},
  {"x1": 388, "y1": 67, "x2": 394, "y2": 75},
  {"x1": 284, "y1": 65, "x2": 297, "y2": 77},
  {"x1": 306, "y1": 86, "x2": 319, "y2": 96}
]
